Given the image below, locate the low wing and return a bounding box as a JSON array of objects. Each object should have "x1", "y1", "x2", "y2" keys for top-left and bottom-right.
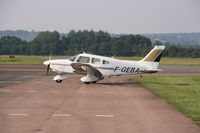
[{"x1": 71, "y1": 63, "x2": 103, "y2": 80}]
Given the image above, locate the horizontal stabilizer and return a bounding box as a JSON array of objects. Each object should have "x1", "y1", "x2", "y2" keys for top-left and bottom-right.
[{"x1": 140, "y1": 69, "x2": 162, "y2": 73}]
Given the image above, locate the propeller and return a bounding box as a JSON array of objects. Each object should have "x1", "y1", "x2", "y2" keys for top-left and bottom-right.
[
  {"x1": 46, "y1": 51, "x2": 52, "y2": 75},
  {"x1": 47, "y1": 64, "x2": 50, "y2": 75}
]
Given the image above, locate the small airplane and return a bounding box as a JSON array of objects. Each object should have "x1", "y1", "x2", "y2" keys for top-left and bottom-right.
[{"x1": 43, "y1": 45, "x2": 165, "y2": 84}]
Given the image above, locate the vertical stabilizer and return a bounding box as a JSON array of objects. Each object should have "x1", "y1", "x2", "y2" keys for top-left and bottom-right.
[
  {"x1": 141, "y1": 45, "x2": 165, "y2": 62},
  {"x1": 140, "y1": 45, "x2": 165, "y2": 69}
]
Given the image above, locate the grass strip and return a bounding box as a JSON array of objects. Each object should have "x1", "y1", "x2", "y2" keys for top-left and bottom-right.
[
  {"x1": 134, "y1": 76, "x2": 200, "y2": 126},
  {"x1": 0, "y1": 55, "x2": 200, "y2": 66}
]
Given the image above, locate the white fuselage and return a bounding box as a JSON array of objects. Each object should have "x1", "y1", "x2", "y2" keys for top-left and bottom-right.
[
  {"x1": 43, "y1": 45, "x2": 165, "y2": 83},
  {"x1": 43, "y1": 53, "x2": 149, "y2": 76}
]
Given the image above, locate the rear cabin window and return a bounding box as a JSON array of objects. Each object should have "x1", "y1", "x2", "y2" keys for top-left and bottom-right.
[
  {"x1": 76, "y1": 56, "x2": 90, "y2": 63},
  {"x1": 103, "y1": 60, "x2": 109, "y2": 64},
  {"x1": 91, "y1": 58, "x2": 101, "y2": 64}
]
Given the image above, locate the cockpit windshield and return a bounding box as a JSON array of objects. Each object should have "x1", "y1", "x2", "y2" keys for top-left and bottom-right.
[{"x1": 68, "y1": 55, "x2": 77, "y2": 62}]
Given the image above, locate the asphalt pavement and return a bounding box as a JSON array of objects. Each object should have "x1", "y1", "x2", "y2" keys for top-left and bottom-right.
[{"x1": 0, "y1": 64, "x2": 200, "y2": 133}]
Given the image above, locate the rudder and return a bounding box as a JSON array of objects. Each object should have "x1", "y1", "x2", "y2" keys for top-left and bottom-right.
[{"x1": 141, "y1": 45, "x2": 165, "y2": 62}]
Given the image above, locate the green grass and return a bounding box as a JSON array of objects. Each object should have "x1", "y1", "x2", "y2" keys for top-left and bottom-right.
[
  {"x1": 134, "y1": 76, "x2": 200, "y2": 126},
  {"x1": 0, "y1": 56, "x2": 47, "y2": 64},
  {"x1": 160, "y1": 58, "x2": 200, "y2": 66},
  {"x1": 0, "y1": 55, "x2": 70, "y2": 64},
  {"x1": 116, "y1": 56, "x2": 143, "y2": 61},
  {"x1": 117, "y1": 57, "x2": 200, "y2": 66},
  {"x1": 0, "y1": 55, "x2": 200, "y2": 65}
]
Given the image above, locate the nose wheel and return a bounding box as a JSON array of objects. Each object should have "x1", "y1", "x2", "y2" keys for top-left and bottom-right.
[
  {"x1": 56, "y1": 80, "x2": 62, "y2": 83},
  {"x1": 54, "y1": 75, "x2": 67, "y2": 83}
]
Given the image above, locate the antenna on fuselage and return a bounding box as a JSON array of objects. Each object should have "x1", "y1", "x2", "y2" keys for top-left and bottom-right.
[{"x1": 49, "y1": 51, "x2": 52, "y2": 60}]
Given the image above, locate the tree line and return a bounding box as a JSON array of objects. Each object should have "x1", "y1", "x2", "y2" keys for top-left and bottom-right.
[{"x1": 0, "y1": 30, "x2": 200, "y2": 57}]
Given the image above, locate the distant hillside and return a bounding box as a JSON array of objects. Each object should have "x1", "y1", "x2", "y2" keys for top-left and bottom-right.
[
  {"x1": 1, "y1": 30, "x2": 200, "y2": 57},
  {"x1": 0, "y1": 30, "x2": 39, "y2": 41},
  {"x1": 142, "y1": 33, "x2": 200, "y2": 46},
  {"x1": 111, "y1": 33, "x2": 200, "y2": 46},
  {"x1": 1, "y1": 30, "x2": 200, "y2": 45}
]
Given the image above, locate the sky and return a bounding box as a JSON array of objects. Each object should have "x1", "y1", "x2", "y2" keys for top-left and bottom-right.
[{"x1": 0, "y1": 0, "x2": 200, "y2": 34}]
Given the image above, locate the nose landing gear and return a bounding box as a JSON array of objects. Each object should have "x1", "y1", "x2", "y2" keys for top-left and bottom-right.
[
  {"x1": 56, "y1": 80, "x2": 62, "y2": 83},
  {"x1": 53, "y1": 75, "x2": 67, "y2": 83}
]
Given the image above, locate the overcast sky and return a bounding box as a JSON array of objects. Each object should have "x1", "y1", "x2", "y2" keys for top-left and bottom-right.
[{"x1": 0, "y1": 0, "x2": 200, "y2": 34}]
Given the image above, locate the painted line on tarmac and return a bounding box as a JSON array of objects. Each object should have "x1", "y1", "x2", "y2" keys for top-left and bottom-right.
[
  {"x1": 23, "y1": 76, "x2": 40, "y2": 78},
  {"x1": 0, "y1": 90, "x2": 37, "y2": 93},
  {"x1": 2, "y1": 69, "x2": 44, "y2": 71},
  {"x1": 0, "y1": 90, "x2": 59, "y2": 93},
  {"x1": 0, "y1": 81, "x2": 22, "y2": 83},
  {"x1": 0, "y1": 90, "x2": 16, "y2": 92},
  {"x1": 52, "y1": 114, "x2": 71, "y2": 117},
  {"x1": 27, "y1": 90, "x2": 37, "y2": 93},
  {"x1": 104, "y1": 92, "x2": 115, "y2": 94},
  {"x1": 79, "y1": 91, "x2": 89, "y2": 93},
  {"x1": 35, "y1": 81, "x2": 41, "y2": 84},
  {"x1": 0, "y1": 75, "x2": 12, "y2": 77},
  {"x1": 96, "y1": 114, "x2": 114, "y2": 117},
  {"x1": 9, "y1": 113, "x2": 29, "y2": 116}
]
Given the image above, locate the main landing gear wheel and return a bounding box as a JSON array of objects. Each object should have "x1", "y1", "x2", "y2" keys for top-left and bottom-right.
[
  {"x1": 84, "y1": 82, "x2": 90, "y2": 84},
  {"x1": 56, "y1": 80, "x2": 62, "y2": 83},
  {"x1": 84, "y1": 81, "x2": 97, "y2": 84}
]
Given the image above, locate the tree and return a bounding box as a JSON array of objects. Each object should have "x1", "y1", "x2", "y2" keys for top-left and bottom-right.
[
  {"x1": 29, "y1": 31, "x2": 61, "y2": 55},
  {"x1": 0, "y1": 36, "x2": 27, "y2": 55},
  {"x1": 167, "y1": 45, "x2": 178, "y2": 57},
  {"x1": 1, "y1": 30, "x2": 199, "y2": 58}
]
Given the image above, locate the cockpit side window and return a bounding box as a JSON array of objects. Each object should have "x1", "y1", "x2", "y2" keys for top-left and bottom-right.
[
  {"x1": 68, "y1": 55, "x2": 77, "y2": 62},
  {"x1": 91, "y1": 58, "x2": 101, "y2": 64},
  {"x1": 103, "y1": 60, "x2": 109, "y2": 64},
  {"x1": 76, "y1": 56, "x2": 90, "y2": 63}
]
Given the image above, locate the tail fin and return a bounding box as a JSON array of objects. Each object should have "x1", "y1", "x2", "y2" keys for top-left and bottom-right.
[
  {"x1": 140, "y1": 45, "x2": 165, "y2": 70},
  {"x1": 141, "y1": 45, "x2": 165, "y2": 62}
]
